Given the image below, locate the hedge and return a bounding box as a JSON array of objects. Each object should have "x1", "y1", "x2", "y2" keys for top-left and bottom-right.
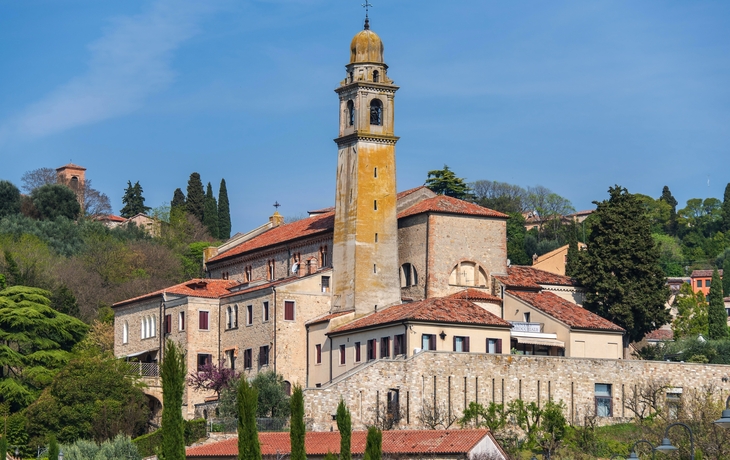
[{"x1": 133, "y1": 418, "x2": 207, "y2": 457}]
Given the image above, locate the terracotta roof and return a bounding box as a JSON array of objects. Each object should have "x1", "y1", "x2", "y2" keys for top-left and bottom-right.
[
  {"x1": 645, "y1": 328, "x2": 674, "y2": 341},
  {"x1": 305, "y1": 310, "x2": 354, "y2": 326},
  {"x1": 330, "y1": 297, "x2": 511, "y2": 334},
  {"x1": 95, "y1": 214, "x2": 126, "y2": 222},
  {"x1": 186, "y1": 430, "x2": 494, "y2": 457},
  {"x1": 507, "y1": 290, "x2": 624, "y2": 332},
  {"x1": 690, "y1": 269, "x2": 723, "y2": 278},
  {"x1": 56, "y1": 163, "x2": 86, "y2": 171},
  {"x1": 112, "y1": 279, "x2": 239, "y2": 307},
  {"x1": 397, "y1": 185, "x2": 430, "y2": 199},
  {"x1": 566, "y1": 209, "x2": 594, "y2": 217},
  {"x1": 307, "y1": 206, "x2": 335, "y2": 214},
  {"x1": 448, "y1": 288, "x2": 502, "y2": 304},
  {"x1": 398, "y1": 195, "x2": 508, "y2": 220},
  {"x1": 495, "y1": 266, "x2": 576, "y2": 289},
  {"x1": 209, "y1": 212, "x2": 334, "y2": 263}
]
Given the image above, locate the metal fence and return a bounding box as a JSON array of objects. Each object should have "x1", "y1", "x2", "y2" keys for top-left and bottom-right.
[{"x1": 124, "y1": 361, "x2": 160, "y2": 377}]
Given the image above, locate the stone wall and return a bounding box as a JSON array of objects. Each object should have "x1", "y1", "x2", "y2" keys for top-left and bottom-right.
[{"x1": 303, "y1": 351, "x2": 730, "y2": 431}]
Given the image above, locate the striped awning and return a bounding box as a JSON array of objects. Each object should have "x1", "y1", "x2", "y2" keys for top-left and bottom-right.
[{"x1": 515, "y1": 337, "x2": 565, "y2": 347}]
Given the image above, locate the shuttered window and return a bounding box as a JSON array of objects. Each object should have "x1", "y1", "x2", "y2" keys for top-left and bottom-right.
[{"x1": 284, "y1": 301, "x2": 295, "y2": 321}]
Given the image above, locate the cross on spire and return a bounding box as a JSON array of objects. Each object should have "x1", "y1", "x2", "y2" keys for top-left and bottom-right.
[
  {"x1": 273, "y1": 201, "x2": 281, "y2": 211},
  {"x1": 362, "y1": 1, "x2": 372, "y2": 29}
]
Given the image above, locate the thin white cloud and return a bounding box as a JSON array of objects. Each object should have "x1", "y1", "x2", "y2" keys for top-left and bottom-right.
[{"x1": 0, "y1": 0, "x2": 215, "y2": 141}]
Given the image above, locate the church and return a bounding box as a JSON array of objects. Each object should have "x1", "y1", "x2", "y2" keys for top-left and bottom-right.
[{"x1": 113, "y1": 17, "x2": 627, "y2": 425}]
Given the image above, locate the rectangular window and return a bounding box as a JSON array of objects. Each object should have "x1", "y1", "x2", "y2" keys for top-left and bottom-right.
[
  {"x1": 199, "y1": 311, "x2": 209, "y2": 330},
  {"x1": 340, "y1": 344, "x2": 346, "y2": 365},
  {"x1": 381, "y1": 337, "x2": 391, "y2": 358},
  {"x1": 263, "y1": 302, "x2": 270, "y2": 322},
  {"x1": 422, "y1": 334, "x2": 436, "y2": 351},
  {"x1": 259, "y1": 345, "x2": 269, "y2": 367},
  {"x1": 393, "y1": 334, "x2": 405, "y2": 356},
  {"x1": 284, "y1": 301, "x2": 295, "y2": 321},
  {"x1": 375, "y1": 233, "x2": 378, "y2": 242},
  {"x1": 247, "y1": 305, "x2": 253, "y2": 325},
  {"x1": 523, "y1": 312, "x2": 531, "y2": 322},
  {"x1": 374, "y1": 200, "x2": 378, "y2": 210},
  {"x1": 179, "y1": 312, "x2": 185, "y2": 331},
  {"x1": 707, "y1": 279, "x2": 711, "y2": 287},
  {"x1": 315, "y1": 344, "x2": 322, "y2": 364},
  {"x1": 595, "y1": 383, "x2": 613, "y2": 417},
  {"x1": 387, "y1": 389, "x2": 400, "y2": 422},
  {"x1": 374, "y1": 167, "x2": 378, "y2": 178},
  {"x1": 367, "y1": 339, "x2": 377, "y2": 360},
  {"x1": 666, "y1": 390, "x2": 682, "y2": 419},
  {"x1": 454, "y1": 336, "x2": 470, "y2": 352},
  {"x1": 697, "y1": 280, "x2": 703, "y2": 288},
  {"x1": 243, "y1": 349, "x2": 252, "y2": 369},
  {"x1": 197, "y1": 353, "x2": 212, "y2": 371},
  {"x1": 355, "y1": 342, "x2": 361, "y2": 362},
  {"x1": 487, "y1": 338, "x2": 502, "y2": 354},
  {"x1": 226, "y1": 349, "x2": 236, "y2": 370},
  {"x1": 321, "y1": 276, "x2": 330, "y2": 293},
  {"x1": 165, "y1": 314, "x2": 172, "y2": 334}
]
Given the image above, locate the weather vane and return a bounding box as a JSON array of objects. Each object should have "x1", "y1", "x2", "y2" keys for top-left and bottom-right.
[
  {"x1": 362, "y1": 1, "x2": 373, "y2": 28},
  {"x1": 273, "y1": 201, "x2": 281, "y2": 211}
]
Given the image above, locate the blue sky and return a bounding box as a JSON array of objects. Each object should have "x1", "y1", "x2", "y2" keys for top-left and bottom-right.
[{"x1": 1, "y1": 0, "x2": 729, "y2": 232}]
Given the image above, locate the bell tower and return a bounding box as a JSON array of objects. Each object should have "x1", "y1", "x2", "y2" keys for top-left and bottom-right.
[{"x1": 332, "y1": 18, "x2": 401, "y2": 315}]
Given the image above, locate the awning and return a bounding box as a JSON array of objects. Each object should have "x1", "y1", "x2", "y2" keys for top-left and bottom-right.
[
  {"x1": 124, "y1": 349, "x2": 158, "y2": 359},
  {"x1": 515, "y1": 337, "x2": 565, "y2": 347}
]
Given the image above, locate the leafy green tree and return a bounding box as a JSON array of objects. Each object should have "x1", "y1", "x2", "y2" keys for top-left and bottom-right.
[
  {"x1": 506, "y1": 213, "x2": 530, "y2": 265},
  {"x1": 672, "y1": 282, "x2": 708, "y2": 339},
  {"x1": 160, "y1": 340, "x2": 186, "y2": 460},
  {"x1": 61, "y1": 434, "x2": 142, "y2": 460},
  {"x1": 31, "y1": 184, "x2": 80, "y2": 221},
  {"x1": 653, "y1": 234, "x2": 685, "y2": 277},
  {"x1": 363, "y1": 426, "x2": 382, "y2": 460},
  {"x1": 471, "y1": 180, "x2": 526, "y2": 213},
  {"x1": 635, "y1": 194, "x2": 672, "y2": 234},
  {"x1": 171, "y1": 188, "x2": 186, "y2": 211},
  {"x1": 186, "y1": 173, "x2": 205, "y2": 222},
  {"x1": 0, "y1": 286, "x2": 87, "y2": 411},
  {"x1": 251, "y1": 371, "x2": 290, "y2": 418},
  {"x1": 0, "y1": 432, "x2": 6, "y2": 460},
  {"x1": 425, "y1": 165, "x2": 471, "y2": 200},
  {"x1": 336, "y1": 399, "x2": 352, "y2": 460},
  {"x1": 722, "y1": 183, "x2": 730, "y2": 233},
  {"x1": 218, "y1": 179, "x2": 231, "y2": 240},
  {"x1": 237, "y1": 378, "x2": 261, "y2": 460},
  {"x1": 458, "y1": 402, "x2": 507, "y2": 431},
  {"x1": 575, "y1": 186, "x2": 670, "y2": 343},
  {"x1": 50, "y1": 285, "x2": 79, "y2": 317},
  {"x1": 203, "y1": 183, "x2": 219, "y2": 239},
  {"x1": 290, "y1": 386, "x2": 305, "y2": 460},
  {"x1": 537, "y1": 400, "x2": 567, "y2": 460},
  {"x1": 48, "y1": 434, "x2": 59, "y2": 460},
  {"x1": 120, "y1": 181, "x2": 151, "y2": 218},
  {"x1": 0, "y1": 181, "x2": 21, "y2": 218},
  {"x1": 708, "y1": 268, "x2": 728, "y2": 340},
  {"x1": 660, "y1": 185, "x2": 679, "y2": 235}
]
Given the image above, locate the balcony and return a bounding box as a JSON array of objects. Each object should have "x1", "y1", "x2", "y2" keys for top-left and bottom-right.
[
  {"x1": 509, "y1": 321, "x2": 543, "y2": 333},
  {"x1": 125, "y1": 361, "x2": 160, "y2": 378}
]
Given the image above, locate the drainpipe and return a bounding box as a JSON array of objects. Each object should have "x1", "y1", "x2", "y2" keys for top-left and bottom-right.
[
  {"x1": 272, "y1": 286, "x2": 277, "y2": 374},
  {"x1": 217, "y1": 298, "x2": 222, "y2": 365},
  {"x1": 403, "y1": 321, "x2": 408, "y2": 358},
  {"x1": 425, "y1": 215, "x2": 431, "y2": 298},
  {"x1": 305, "y1": 324, "x2": 310, "y2": 388},
  {"x1": 328, "y1": 335, "x2": 333, "y2": 382},
  {"x1": 159, "y1": 293, "x2": 166, "y2": 363}
]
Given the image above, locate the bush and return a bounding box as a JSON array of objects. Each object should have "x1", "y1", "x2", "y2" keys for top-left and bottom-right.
[
  {"x1": 185, "y1": 419, "x2": 207, "y2": 444},
  {"x1": 132, "y1": 418, "x2": 207, "y2": 457}
]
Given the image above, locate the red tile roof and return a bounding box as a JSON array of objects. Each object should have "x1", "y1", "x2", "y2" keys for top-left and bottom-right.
[
  {"x1": 644, "y1": 328, "x2": 674, "y2": 341},
  {"x1": 113, "y1": 279, "x2": 239, "y2": 307},
  {"x1": 690, "y1": 269, "x2": 723, "y2": 278},
  {"x1": 448, "y1": 288, "x2": 502, "y2": 304},
  {"x1": 397, "y1": 185, "x2": 430, "y2": 199},
  {"x1": 186, "y1": 430, "x2": 494, "y2": 457},
  {"x1": 305, "y1": 310, "x2": 354, "y2": 326},
  {"x1": 495, "y1": 266, "x2": 576, "y2": 289},
  {"x1": 221, "y1": 277, "x2": 299, "y2": 299},
  {"x1": 330, "y1": 297, "x2": 511, "y2": 334},
  {"x1": 398, "y1": 195, "x2": 508, "y2": 220},
  {"x1": 507, "y1": 290, "x2": 624, "y2": 332},
  {"x1": 209, "y1": 212, "x2": 334, "y2": 263}
]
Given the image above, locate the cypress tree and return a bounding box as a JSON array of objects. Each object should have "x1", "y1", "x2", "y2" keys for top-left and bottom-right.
[
  {"x1": 659, "y1": 185, "x2": 678, "y2": 235},
  {"x1": 48, "y1": 435, "x2": 59, "y2": 460},
  {"x1": 203, "y1": 182, "x2": 219, "y2": 239},
  {"x1": 237, "y1": 378, "x2": 261, "y2": 460},
  {"x1": 723, "y1": 258, "x2": 730, "y2": 301},
  {"x1": 186, "y1": 173, "x2": 205, "y2": 222},
  {"x1": 575, "y1": 186, "x2": 670, "y2": 343},
  {"x1": 218, "y1": 178, "x2": 231, "y2": 240},
  {"x1": 160, "y1": 340, "x2": 186, "y2": 460},
  {"x1": 708, "y1": 268, "x2": 728, "y2": 340},
  {"x1": 290, "y1": 386, "x2": 305, "y2": 460},
  {"x1": 565, "y1": 231, "x2": 579, "y2": 277},
  {"x1": 722, "y1": 183, "x2": 730, "y2": 233},
  {"x1": 0, "y1": 180, "x2": 21, "y2": 218},
  {"x1": 171, "y1": 188, "x2": 186, "y2": 210},
  {"x1": 363, "y1": 426, "x2": 382, "y2": 460},
  {"x1": 0, "y1": 434, "x2": 7, "y2": 460},
  {"x1": 336, "y1": 399, "x2": 352, "y2": 460}
]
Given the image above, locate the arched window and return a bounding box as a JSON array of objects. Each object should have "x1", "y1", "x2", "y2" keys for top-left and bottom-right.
[
  {"x1": 123, "y1": 321, "x2": 129, "y2": 344},
  {"x1": 347, "y1": 100, "x2": 354, "y2": 126},
  {"x1": 151, "y1": 316, "x2": 156, "y2": 337},
  {"x1": 234, "y1": 305, "x2": 239, "y2": 328},
  {"x1": 373, "y1": 70, "x2": 379, "y2": 82},
  {"x1": 283, "y1": 380, "x2": 292, "y2": 396},
  {"x1": 370, "y1": 99, "x2": 382, "y2": 125},
  {"x1": 449, "y1": 261, "x2": 489, "y2": 287},
  {"x1": 400, "y1": 263, "x2": 418, "y2": 287}
]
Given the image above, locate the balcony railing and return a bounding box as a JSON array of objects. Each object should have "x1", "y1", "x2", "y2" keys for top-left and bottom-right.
[
  {"x1": 125, "y1": 361, "x2": 160, "y2": 377},
  {"x1": 509, "y1": 321, "x2": 544, "y2": 333}
]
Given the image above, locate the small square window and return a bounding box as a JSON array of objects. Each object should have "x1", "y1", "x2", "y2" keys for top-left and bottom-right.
[
  {"x1": 381, "y1": 337, "x2": 390, "y2": 359},
  {"x1": 453, "y1": 336, "x2": 470, "y2": 352},
  {"x1": 259, "y1": 345, "x2": 269, "y2": 367},
  {"x1": 197, "y1": 353, "x2": 212, "y2": 371},
  {"x1": 595, "y1": 383, "x2": 613, "y2": 417},
  {"x1": 199, "y1": 311, "x2": 209, "y2": 330},
  {"x1": 321, "y1": 276, "x2": 330, "y2": 293}
]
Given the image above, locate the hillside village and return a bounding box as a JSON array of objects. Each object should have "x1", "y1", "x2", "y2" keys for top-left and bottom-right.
[{"x1": 3, "y1": 11, "x2": 730, "y2": 460}]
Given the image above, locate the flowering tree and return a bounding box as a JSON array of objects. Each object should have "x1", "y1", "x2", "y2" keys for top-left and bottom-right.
[{"x1": 187, "y1": 360, "x2": 238, "y2": 397}]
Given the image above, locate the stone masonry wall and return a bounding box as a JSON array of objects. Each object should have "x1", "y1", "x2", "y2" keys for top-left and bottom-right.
[{"x1": 304, "y1": 351, "x2": 730, "y2": 431}]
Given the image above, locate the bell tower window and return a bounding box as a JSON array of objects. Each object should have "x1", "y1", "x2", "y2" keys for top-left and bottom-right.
[
  {"x1": 347, "y1": 100, "x2": 354, "y2": 126},
  {"x1": 373, "y1": 70, "x2": 379, "y2": 82},
  {"x1": 370, "y1": 99, "x2": 382, "y2": 125}
]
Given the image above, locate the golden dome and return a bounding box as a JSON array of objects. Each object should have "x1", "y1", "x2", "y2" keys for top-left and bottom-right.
[{"x1": 350, "y1": 21, "x2": 384, "y2": 64}]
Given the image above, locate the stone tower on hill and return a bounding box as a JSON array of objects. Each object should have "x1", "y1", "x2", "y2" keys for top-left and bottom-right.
[{"x1": 332, "y1": 18, "x2": 401, "y2": 315}]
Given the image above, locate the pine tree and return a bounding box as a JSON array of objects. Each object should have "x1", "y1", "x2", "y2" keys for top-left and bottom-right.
[
  {"x1": 336, "y1": 399, "x2": 352, "y2": 460},
  {"x1": 120, "y1": 181, "x2": 151, "y2": 218},
  {"x1": 171, "y1": 188, "x2": 186, "y2": 211},
  {"x1": 290, "y1": 386, "x2": 305, "y2": 460},
  {"x1": 218, "y1": 178, "x2": 231, "y2": 240},
  {"x1": 237, "y1": 378, "x2": 261, "y2": 460},
  {"x1": 0, "y1": 180, "x2": 21, "y2": 218},
  {"x1": 708, "y1": 268, "x2": 728, "y2": 340},
  {"x1": 160, "y1": 340, "x2": 186, "y2": 460},
  {"x1": 51, "y1": 284, "x2": 79, "y2": 317},
  {"x1": 424, "y1": 165, "x2": 472, "y2": 200},
  {"x1": 363, "y1": 426, "x2": 382, "y2": 460},
  {"x1": 186, "y1": 173, "x2": 205, "y2": 222},
  {"x1": 659, "y1": 185, "x2": 678, "y2": 235},
  {"x1": 203, "y1": 183, "x2": 219, "y2": 239},
  {"x1": 722, "y1": 183, "x2": 730, "y2": 233},
  {"x1": 575, "y1": 186, "x2": 670, "y2": 343}
]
